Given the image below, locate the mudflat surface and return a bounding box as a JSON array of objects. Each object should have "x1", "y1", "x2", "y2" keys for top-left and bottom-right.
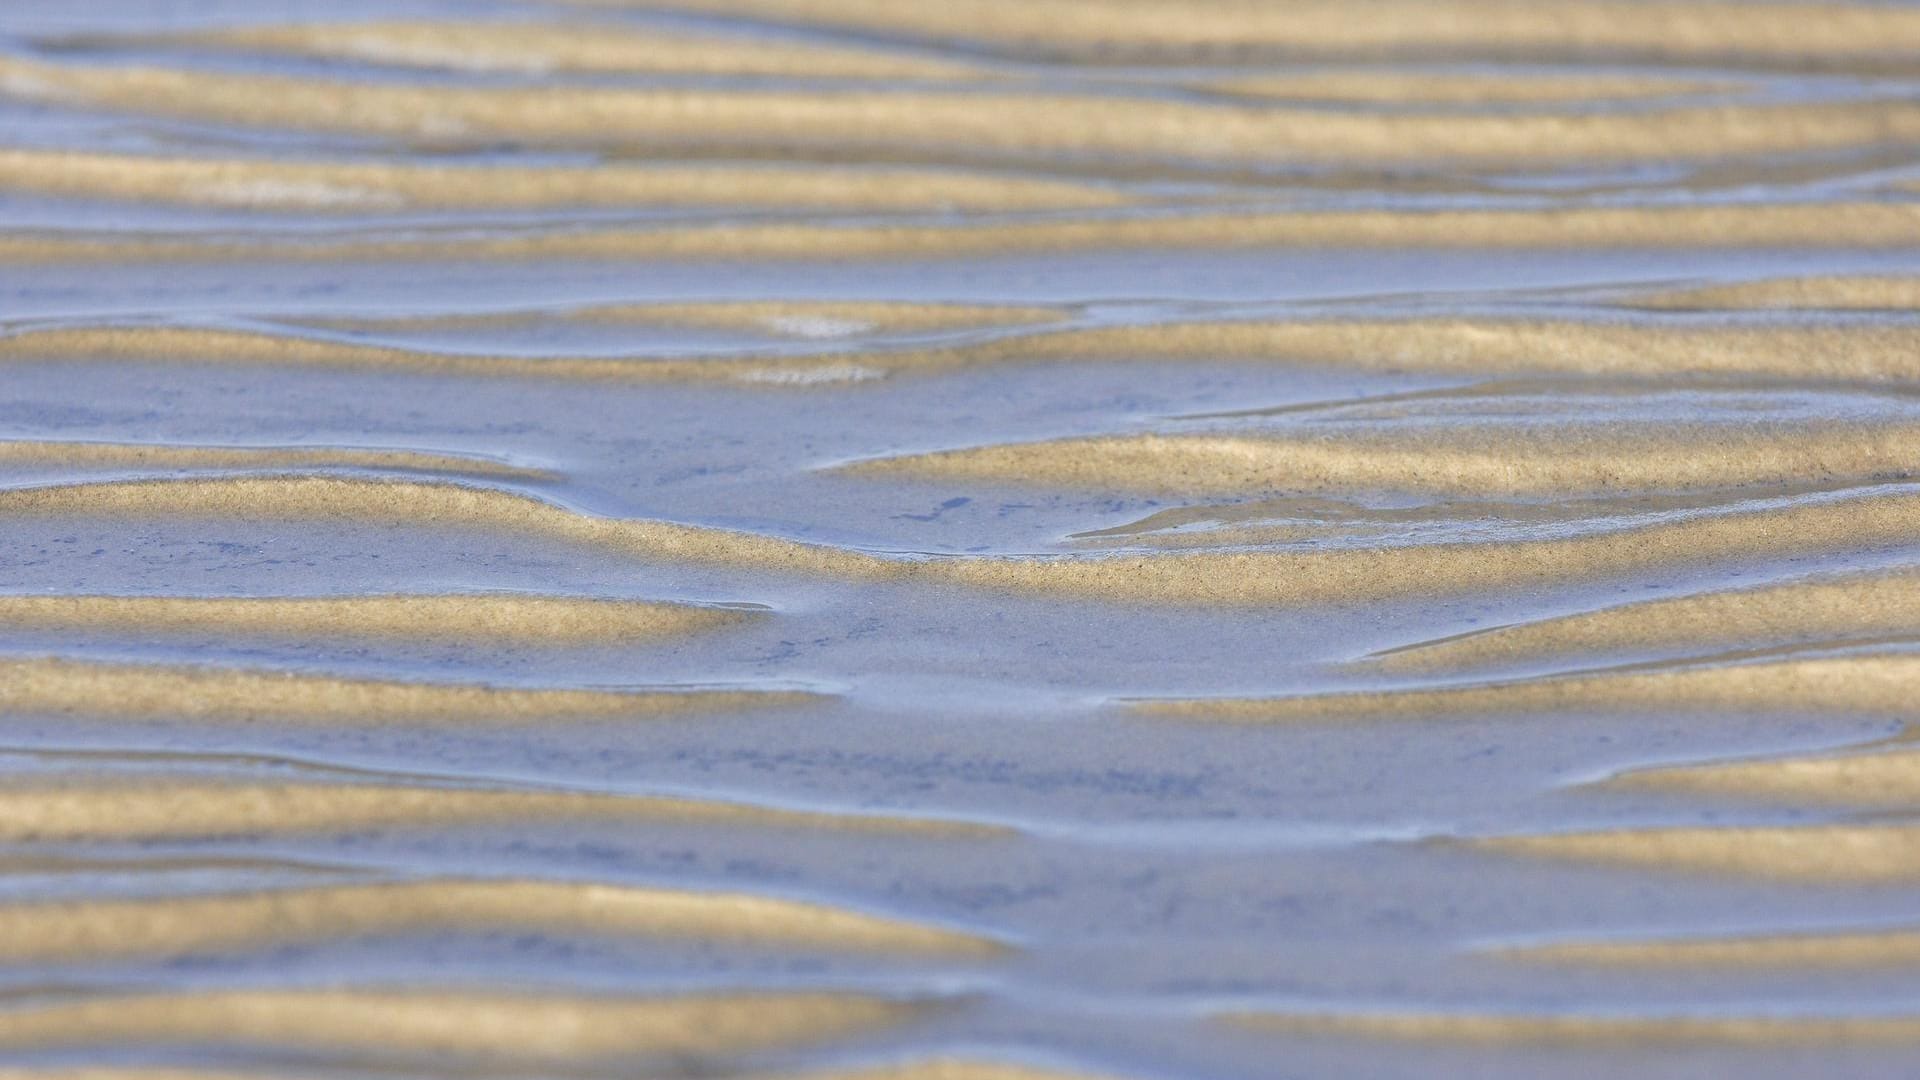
[{"x1": 4, "y1": 2, "x2": 1920, "y2": 1078}]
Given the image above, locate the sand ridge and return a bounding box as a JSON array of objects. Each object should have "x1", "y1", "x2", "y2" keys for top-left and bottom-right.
[
  {"x1": 1631, "y1": 275, "x2": 1920, "y2": 311},
  {"x1": 0, "y1": 593, "x2": 757, "y2": 643},
  {"x1": 0, "y1": 438, "x2": 546, "y2": 478},
  {"x1": 0, "y1": 988, "x2": 931, "y2": 1062},
  {"x1": 1608, "y1": 747, "x2": 1920, "y2": 807},
  {"x1": 305, "y1": 298, "x2": 1068, "y2": 336},
  {"x1": 0, "y1": 147, "x2": 1127, "y2": 213},
  {"x1": 0, "y1": 877, "x2": 1003, "y2": 960},
  {"x1": 140, "y1": 19, "x2": 998, "y2": 80},
  {"x1": 0, "y1": 656, "x2": 815, "y2": 724},
  {"x1": 575, "y1": 0, "x2": 1920, "y2": 68},
  {"x1": 1370, "y1": 570, "x2": 1920, "y2": 670},
  {"x1": 5, "y1": 202, "x2": 1920, "y2": 262},
  {"x1": 2, "y1": 55, "x2": 1915, "y2": 165},
  {"x1": 842, "y1": 423, "x2": 1920, "y2": 497},
  {"x1": 14, "y1": 474, "x2": 1920, "y2": 605},
  {"x1": 1228, "y1": 1008, "x2": 1920, "y2": 1044},
  {"x1": 17, "y1": 318, "x2": 1920, "y2": 386},
  {"x1": 1132, "y1": 654, "x2": 1920, "y2": 722},
  {"x1": 0, "y1": 779, "x2": 1007, "y2": 841},
  {"x1": 1500, "y1": 925, "x2": 1920, "y2": 968},
  {"x1": 1472, "y1": 824, "x2": 1920, "y2": 882}
]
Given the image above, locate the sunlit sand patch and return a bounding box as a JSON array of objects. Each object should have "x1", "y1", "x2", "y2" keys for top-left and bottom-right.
[
  {"x1": 0, "y1": 439, "x2": 545, "y2": 479},
  {"x1": 0, "y1": 779, "x2": 1003, "y2": 841},
  {"x1": 0, "y1": 878, "x2": 1002, "y2": 961},
  {"x1": 15, "y1": 475, "x2": 1920, "y2": 606},
  {"x1": 0, "y1": 656, "x2": 813, "y2": 724},
  {"x1": 1228, "y1": 1007, "x2": 1920, "y2": 1044},
  {"x1": 0, "y1": 988, "x2": 930, "y2": 1062},
  {"x1": 312, "y1": 299, "x2": 1067, "y2": 337},
  {"x1": 1498, "y1": 925, "x2": 1920, "y2": 968},
  {"x1": 15, "y1": 318, "x2": 1920, "y2": 386},
  {"x1": 1212, "y1": 71, "x2": 1734, "y2": 105},
  {"x1": 1, "y1": 55, "x2": 1914, "y2": 164},
  {"x1": 0, "y1": 1060, "x2": 1109, "y2": 1080},
  {"x1": 0, "y1": 594, "x2": 756, "y2": 644},
  {"x1": 1631, "y1": 275, "x2": 1920, "y2": 311},
  {"x1": 0, "y1": 148, "x2": 1127, "y2": 213},
  {"x1": 4, "y1": 202, "x2": 1917, "y2": 263},
  {"x1": 843, "y1": 423, "x2": 1920, "y2": 497},
  {"x1": 1373, "y1": 570, "x2": 1920, "y2": 670},
  {"x1": 569, "y1": 0, "x2": 1920, "y2": 68},
  {"x1": 1473, "y1": 824, "x2": 1920, "y2": 883},
  {"x1": 1133, "y1": 655, "x2": 1920, "y2": 722},
  {"x1": 134, "y1": 20, "x2": 996, "y2": 80},
  {"x1": 1610, "y1": 747, "x2": 1920, "y2": 807}
]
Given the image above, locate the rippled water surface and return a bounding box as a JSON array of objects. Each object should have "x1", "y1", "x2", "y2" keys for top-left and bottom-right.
[{"x1": 7, "y1": 2, "x2": 1920, "y2": 1078}]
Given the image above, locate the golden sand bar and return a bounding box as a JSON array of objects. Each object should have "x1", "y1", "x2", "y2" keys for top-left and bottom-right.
[
  {"x1": 0, "y1": 779, "x2": 1000, "y2": 841},
  {"x1": 14, "y1": 474, "x2": 1920, "y2": 606},
  {"x1": 1373, "y1": 571, "x2": 1920, "y2": 670},
  {"x1": 845, "y1": 424, "x2": 1920, "y2": 497},
  {"x1": 1134, "y1": 655, "x2": 1920, "y2": 722},
  {"x1": 4, "y1": 203, "x2": 1919, "y2": 263},
  {"x1": 1213, "y1": 71, "x2": 1731, "y2": 105},
  {"x1": 148, "y1": 20, "x2": 993, "y2": 80},
  {"x1": 0, "y1": 988, "x2": 926, "y2": 1062},
  {"x1": 1, "y1": 56, "x2": 1912, "y2": 164},
  {"x1": 0, "y1": 1058, "x2": 1102, "y2": 1080},
  {"x1": 1502, "y1": 926, "x2": 1920, "y2": 968},
  {"x1": 0, "y1": 148, "x2": 1125, "y2": 213},
  {"x1": 1475, "y1": 824, "x2": 1920, "y2": 883},
  {"x1": 315, "y1": 299, "x2": 1065, "y2": 336},
  {"x1": 0, "y1": 593, "x2": 754, "y2": 644},
  {"x1": 0, "y1": 1064, "x2": 1101, "y2": 1080},
  {"x1": 14, "y1": 319, "x2": 1920, "y2": 385},
  {"x1": 0, "y1": 878, "x2": 998, "y2": 961},
  {"x1": 1612, "y1": 748, "x2": 1920, "y2": 807},
  {"x1": 1230, "y1": 1008, "x2": 1920, "y2": 1044},
  {"x1": 0, "y1": 656, "x2": 811, "y2": 724},
  {"x1": 580, "y1": 0, "x2": 1920, "y2": 67},
  {"x1": 1633, "y1": 275, "x2": 1920, "y2": 311},
  {"x1": 0, "y1": 438, "x2": 543, "y2": 478}
]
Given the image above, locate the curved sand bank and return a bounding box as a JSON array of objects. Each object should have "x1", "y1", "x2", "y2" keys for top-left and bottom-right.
[
  {"x1": 1228, "y1": 1008, "x2": 1920, "y2": 1044},
  {"x1": 578, "y1": 0, "x2": 1920, "y2": 67},
  {"x1": 0, "y1": 593, "x2": 755, "y2": 643},
  {"x1": 13, "y1": 475, "x2": 1920, "y2": 605},
  {"x1": 1632, "y1": 275, "x2": 1920, "y2": 311},
  {"x1": 1473, "y1": 824, "x2": 1920, "y2": 883},
  {"x1": 1611, "y1": 748, "x2": 1920, "y2": 807},
  {"x1": 0, "y1": 988, "x2": 927, "y2": 1062},
  {"x1": 0, "y1": 779, "x2": 1001, "y2": 841},
  {"x1": 843, "y1": 423, "x2": 1920, "y2": 497},
  {"x1": 0, "y1": 878, "x2": 1000, "y2": 961},
  {"x1": 14, "y1": 318, "x2": 1920, "y2": 386},
  {"x1": 1372, "y1": 571, "x2": 1920, "y2": 670},
  {"x1": 0, "y1": 438, "x2": 544, "y2": 478},
  {"x1": 1, "y1": 56, "x2": 1913, "y2": 164},
  {"x1": 0, "y1": 148, "x2": 1125, "y2": 213},
  {"x1": 0, "y1": 656, "x2": 812, "y2": 724},
  {"x1": 141, "y1": 20, "x2": 996, "y2": 80},
  {"x1": 1132, "y1": 655, "x2": 1920, "y2": 722},
  {"x1": 1501, "y1": 926, "x2": 1920, "y2": 968},
  {"x1": 5, "y1": 203, "x2": 1919, "y2": 263}
]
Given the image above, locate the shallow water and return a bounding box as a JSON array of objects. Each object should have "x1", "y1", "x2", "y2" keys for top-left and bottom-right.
[{"x1": 5, "y1": 3, "x2": 1920, "y2": 1078}]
